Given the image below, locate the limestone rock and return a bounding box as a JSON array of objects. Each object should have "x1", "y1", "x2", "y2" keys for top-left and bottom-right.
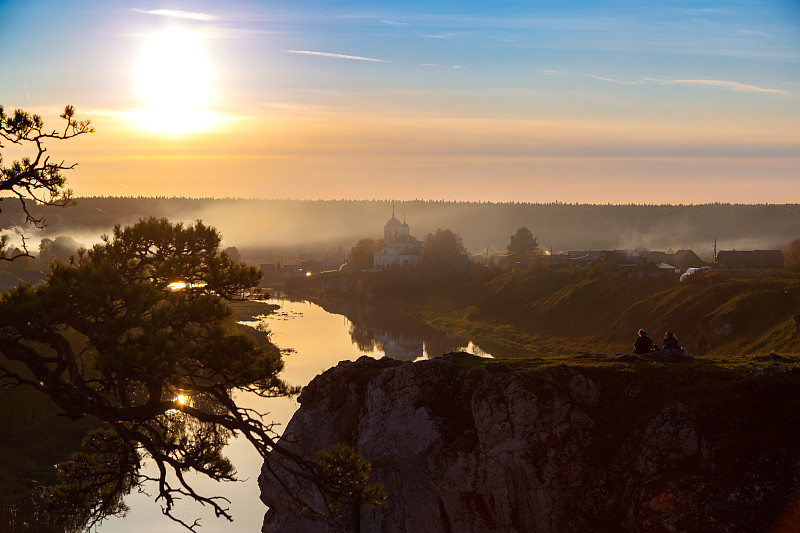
[{"x1": 259, "y1": 354, "x2": 800, "y2": 533}]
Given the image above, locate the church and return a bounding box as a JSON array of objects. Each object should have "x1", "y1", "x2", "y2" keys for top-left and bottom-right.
[{"x1": 373, "y1": 208, "x2": 424, "y2": 268}]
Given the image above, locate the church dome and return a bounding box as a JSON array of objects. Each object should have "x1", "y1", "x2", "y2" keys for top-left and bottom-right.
[{"x1": 386, "y1": 207, "x2": 402, "y2": 227}]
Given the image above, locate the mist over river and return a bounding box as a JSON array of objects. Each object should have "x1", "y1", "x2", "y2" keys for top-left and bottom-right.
[{"x1": 97, "y1": 298, "x2": 500, "y2": 533}]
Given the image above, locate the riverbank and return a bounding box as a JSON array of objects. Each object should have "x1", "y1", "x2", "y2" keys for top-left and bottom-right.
[{"x1": 282, "y1": 268, "x2": 800, "y2": 359}]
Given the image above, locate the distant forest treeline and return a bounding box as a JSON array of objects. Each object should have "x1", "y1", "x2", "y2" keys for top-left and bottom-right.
[{"x1": 1, "y1": 198, "x2": 798, "y2": 261}]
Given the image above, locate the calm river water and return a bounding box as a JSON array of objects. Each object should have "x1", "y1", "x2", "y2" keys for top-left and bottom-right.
[{"x1": 97, "y1": 298, "x2": 505, "y2": 533}]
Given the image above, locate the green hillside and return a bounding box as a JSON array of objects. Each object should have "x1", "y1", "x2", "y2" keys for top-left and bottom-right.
[{"x1": 301, "y1": 269, "x2": 800, "y2": 358}]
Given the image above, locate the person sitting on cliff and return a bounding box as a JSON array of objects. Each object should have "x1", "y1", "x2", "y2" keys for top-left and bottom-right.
[
  {"x1": 633, "y1": 329, "x2": 655, "y2": 354},
  {"x1": 662, "y1": 331, "x2": 682, "y2": 352}
]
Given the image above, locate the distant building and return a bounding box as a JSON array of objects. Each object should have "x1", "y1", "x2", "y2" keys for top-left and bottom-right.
[
  {"x1": 569, "y1": 248, "x2": 702, "y2": 273},
  {"x1": 280, "y1": 262, "x2": 300, "y2": 274},
  {"x1": 568, "y1": 250, "x2": 677, "y2": 278},
  {"x1": 545, "y1": 254, "x2": 570, "y2": 270},
  {"x1": 300, "y1": 260, "x2": 324, "y2": 274},
  {"x1": 716, "y1": 250, "x2": 784, "y2": 270},
  {"x1": 669, "y1": 249, "x2": 704, "y2": 270},
  {"x1": 568, "y1": 250, "x2": 603, "y2": 268},
  {"x1": 374, "y1": 208, "x2": 424, "y2": 269},
  {"x1": 260, "y1": 263, "x2": 276, "y2": 273}
]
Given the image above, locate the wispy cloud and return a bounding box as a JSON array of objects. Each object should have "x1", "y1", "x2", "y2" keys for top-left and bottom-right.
[
  {"x1": 654, "y1": 78, "x2": 787, "y2": 94},
  {"x1": 424, "y1": 34, "x2": 450, "y2": 39},
  {"x1": 540, "y1": 70, "x2": 636, "y2": 84},
  {"x1": 133, "y1": 8, "x2": 216, "y2": 21},
  {"x1": 539, "y1": 70, "x2": 787, "y2": 95},
  {"x1": 380, "y1": 20, "x2": 408, "y2": 26},
  {"x1": 675, "y1": 8, "x2": 729, "y2": 15},
  {"x1": 739, "y1": 29, "x2": 767, "y2": 37},
  {"x1": 282, "y1": 50, "x2": 388, "y2": 63},
  {"x1": 420, "y1": 63, "x2": 465, "y2": 69}
]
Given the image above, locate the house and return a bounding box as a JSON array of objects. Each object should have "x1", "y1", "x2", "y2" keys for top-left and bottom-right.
[
  {"x1": 607, "y1": 252, "x2": 677, "y2": 278},
  {"x1": 546, "y1": 254, "x2": 570, "y2": 270},
  {"x1": 568, "y1": 250, "x2": 603, "y2": 268},
  {"x1": 716, "y1": 250, "x2": 784, "y2": 270},
  {"x1": 614, "y1": 250, "x2": 668, "y2": 265},
  {"x1": 669, "y1": 249, "x2": 705, "y2": 270},
  {"x1": 374, "y1": 209, "x2": 424, "y2": 269},
  {"x1": 569, "y1": 250, "x2": 677, "y2": 278},
  {"x1": 300, "y1": 260, "x2": 324, "y2": 274}
]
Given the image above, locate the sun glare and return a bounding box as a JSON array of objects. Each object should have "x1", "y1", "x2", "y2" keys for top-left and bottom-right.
[{"x1": 131, "y1": 28, "x2": 221, "y2": 134}]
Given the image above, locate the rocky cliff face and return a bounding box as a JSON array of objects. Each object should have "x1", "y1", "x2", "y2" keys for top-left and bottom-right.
[{"x1": 259, "y1": 354, "x2": 800, "y2": 533}]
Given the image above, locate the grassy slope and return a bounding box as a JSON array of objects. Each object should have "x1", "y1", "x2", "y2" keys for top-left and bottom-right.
[{"x1": 306, "y1": 269, "x2": 800, "y2": 358}]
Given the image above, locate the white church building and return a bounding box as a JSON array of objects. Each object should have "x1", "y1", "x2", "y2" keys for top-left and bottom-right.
[{"x1": 373, "y1": 209, "x2": 424, "y2": 268}]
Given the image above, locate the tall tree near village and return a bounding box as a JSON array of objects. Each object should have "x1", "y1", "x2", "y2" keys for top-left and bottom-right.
[
  {"x1": 349, "y1": 238, "x2": 380, "y2": 270},
  {"x1": 0, "y1": 107, "x2": 383, "y2": 531},
  {"x1": 507, "y1": 226, "x2": 539, "y2": 266},
  {"x1": 423, "y1": 228, "x2": 469, "y2": 271}
]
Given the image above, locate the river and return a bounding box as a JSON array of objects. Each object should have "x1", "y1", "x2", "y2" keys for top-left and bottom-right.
[{"x1": 96, "y1": 297, "x2": 510, "y2": 533}]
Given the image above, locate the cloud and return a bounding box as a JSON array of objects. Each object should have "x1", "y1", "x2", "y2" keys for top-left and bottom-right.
[
  {"x1": 134, "y1": 9, "x2": 216, "y2": 21},
  {"x1": 424, "y1": 34, "x2": 450, "y2": 39},
  {"x1": 380, "y1": 20, "x2": 409, "y2": 26},
  {"x1": 282, "y1": 50, "x2": 389, "y2": 63},
  {"x1": 651, "y1": 78, "x2": 788, "y2": 94},
  {"x1": 539, "y1": 70, "x2": 787, "y2": 95},
  {"x1": 420, "y1": 63, "x2": 465, "y2": 69}
]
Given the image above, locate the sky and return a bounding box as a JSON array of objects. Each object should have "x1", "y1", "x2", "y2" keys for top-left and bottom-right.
[{"x1": 1, "y1": 0, "x2": 799, "y2": 203}]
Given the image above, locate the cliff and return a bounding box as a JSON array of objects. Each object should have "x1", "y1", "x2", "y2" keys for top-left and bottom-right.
[{"x1": 259, "y1": 353, "x2": 800, "y2": 532}]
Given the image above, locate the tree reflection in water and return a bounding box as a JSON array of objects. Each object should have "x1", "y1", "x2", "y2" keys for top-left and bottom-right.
[{"x1": 315, "y1": 299, "x2": 487, "y2": 361}]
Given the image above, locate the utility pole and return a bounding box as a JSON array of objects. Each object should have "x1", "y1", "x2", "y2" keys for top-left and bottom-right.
[{"x1": 713, "y1": 238, "x2": 717, "y2": 269}]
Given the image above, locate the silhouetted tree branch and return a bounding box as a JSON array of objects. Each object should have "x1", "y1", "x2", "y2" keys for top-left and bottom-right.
[
  {"x1": 0, "y1": 104, "x2": 93, "y2": 259},
  {"x1": 0, "y1": 105, "x2": 384, "y2": 531},
  {"x1": 0, "y1": 217, "x2": 383, "y2": 531}
]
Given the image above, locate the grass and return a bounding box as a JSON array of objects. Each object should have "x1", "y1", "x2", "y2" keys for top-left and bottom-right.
[
  {"x1": 297, "y1": 269, "x2": 800, "y2": 358},
  {"x1": 438, "y1": 350, "x2": 800, "y2": 423}
]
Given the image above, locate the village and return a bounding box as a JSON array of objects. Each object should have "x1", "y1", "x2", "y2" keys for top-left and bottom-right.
[
  {"x1": 255, "y1": 211, "x2": 788, "y2": 281},
  {"x1": 0, "y1": 210, "x2": 790, "y2": 290}
]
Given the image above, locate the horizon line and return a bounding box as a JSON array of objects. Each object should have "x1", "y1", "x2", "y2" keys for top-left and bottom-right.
[{"x1": 3, "y1": 195, "x2": 798, "y2": 208}]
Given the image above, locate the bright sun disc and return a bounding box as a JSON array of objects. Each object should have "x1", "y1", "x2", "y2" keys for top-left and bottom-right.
[{"x1": 133, "y1": 28, "x2": 219, "y2": 134}]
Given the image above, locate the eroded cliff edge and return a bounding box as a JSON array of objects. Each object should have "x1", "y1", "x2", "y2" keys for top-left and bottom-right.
[{"x1": 259, "y1": 354, "x2": 800, "y2": 532}]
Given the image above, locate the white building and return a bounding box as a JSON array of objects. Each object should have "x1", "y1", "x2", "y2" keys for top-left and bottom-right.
[{"x1": 374, "y1": 208, "x2": 424, "y2": 268}]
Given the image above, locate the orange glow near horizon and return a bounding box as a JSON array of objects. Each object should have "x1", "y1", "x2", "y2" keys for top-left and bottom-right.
[
  {"x1": 48, "y1": 107, "x2": 799, "y2": 204},
  {"x1": 2, "y1": 2, "x2": 798, "y2": 204}
]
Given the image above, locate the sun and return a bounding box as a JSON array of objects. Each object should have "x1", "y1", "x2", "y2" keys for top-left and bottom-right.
[{"x1": 131, "y1": 28, "x2": 221, "y2": 134}]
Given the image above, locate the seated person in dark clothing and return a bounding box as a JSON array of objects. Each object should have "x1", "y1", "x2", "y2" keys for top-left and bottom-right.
[
  {"x1": 633, "y1": 329, "x2": 655, "y2": 354},
  {"x1": 662, "y1": 331, "x2": 682, "y2": 351}
]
